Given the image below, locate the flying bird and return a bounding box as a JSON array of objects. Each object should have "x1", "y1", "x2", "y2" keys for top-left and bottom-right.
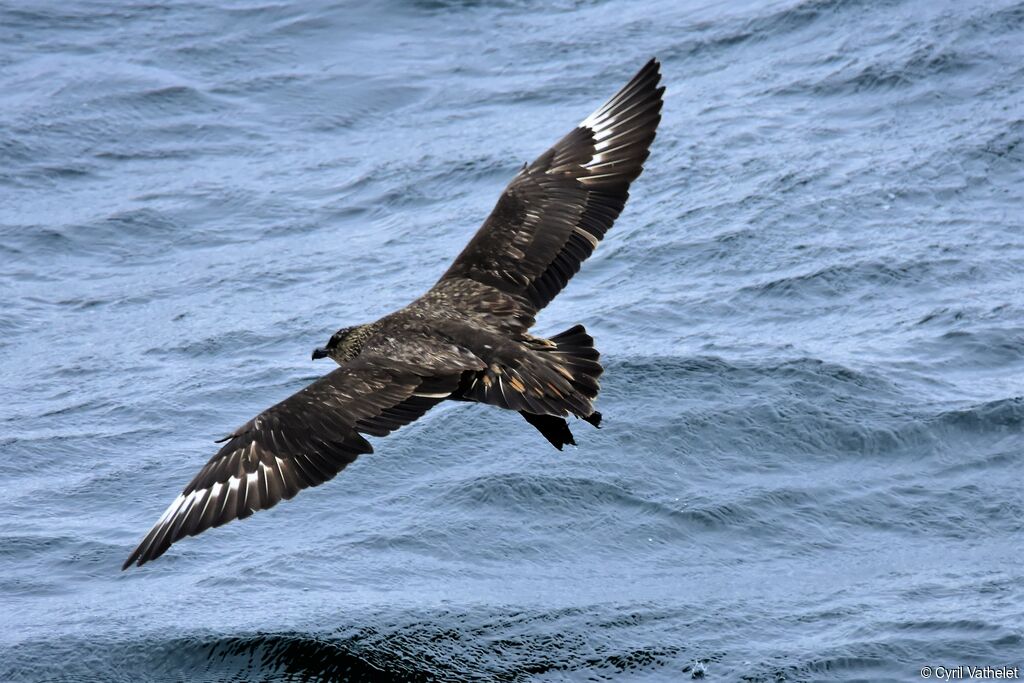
[{"x1": 124, "y1": 59, "x2": 664, "y2": 569}]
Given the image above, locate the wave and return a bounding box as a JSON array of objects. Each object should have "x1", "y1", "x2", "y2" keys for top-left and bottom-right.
[
  {"x1": 736, "y1": 259, "x2": 969, "y2": 300},
  {"x1": 7, "y1": 601, "x2": 1015, "y2": 682},
  {"x1": 738, "y1": 616, "x2": 1020, "y2": 682},
  {"x1": 597, "y1": 355, "x2": 1022, "y2": 471},
  {"x1": 776, "y1": 44, "x2": 979, "y2": 98},
  {"x1": 963, "y1": 1, "x2": 1024, "y2": 36},
  {"x1": 1, "y1": 608, "x2": 688, "y2": 682},
  {"x1": 932, "y1": 395, "x2": 1024, "y2": 433},
  {"x1": 664, "y1": 0, "x2": 905, "y2": 64},
  {"x1": 3, "y1": 208, "x2": 186, "y2": 264}
]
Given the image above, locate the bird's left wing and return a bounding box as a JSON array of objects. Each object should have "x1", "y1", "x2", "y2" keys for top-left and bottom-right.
[
  {"x1": 436, "y1": 59, "x2": 663, "y2": 316},
  {"x1": 123, "y1": 356, "x2": 473, "y2": 569}
]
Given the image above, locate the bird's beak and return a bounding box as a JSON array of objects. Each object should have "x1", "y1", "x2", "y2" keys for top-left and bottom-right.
[{"x1": 311, "y1": 347, "x2": 329, "y2": 361}]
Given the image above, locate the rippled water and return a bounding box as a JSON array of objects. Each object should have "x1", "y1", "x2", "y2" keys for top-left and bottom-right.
[{"x1": 2, "y1": 0, "x2": 1023, "y2": 680}]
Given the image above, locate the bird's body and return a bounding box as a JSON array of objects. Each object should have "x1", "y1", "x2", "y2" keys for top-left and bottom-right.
[{"x1": 124, "y1": 59, "x2": 664, "y2": 569}]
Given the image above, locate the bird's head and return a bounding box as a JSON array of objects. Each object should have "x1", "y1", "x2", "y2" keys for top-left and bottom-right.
[{"x1": 312, "y1": 324, "x2": 371, "y2": 365}]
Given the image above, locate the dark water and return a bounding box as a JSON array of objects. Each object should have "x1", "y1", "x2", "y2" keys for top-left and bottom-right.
[{"x1": 2, "y1": 0, "x2": 1023, "y2": 680}]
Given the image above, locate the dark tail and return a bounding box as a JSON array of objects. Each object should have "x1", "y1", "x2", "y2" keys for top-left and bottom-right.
[
  {"x1": 461, "y1": 324, "x2": 604, "y2": 428},
  {"x1": 516, "y1": 324, "x2": 603, "y2": 449},
  {"x1": 545, "y1": 324, "x2": 603, "y2": 413},
  {"x1": 520, "y1": 411, "x2": 576, "y2": 450},
  {"x1": 519, "y1": 409, "x2": 602, "y2": 451}
]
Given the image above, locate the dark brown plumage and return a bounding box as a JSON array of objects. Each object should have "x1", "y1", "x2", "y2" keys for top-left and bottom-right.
[{"x1": 123, "y1": 59, "x2": 664, "y2": 569}]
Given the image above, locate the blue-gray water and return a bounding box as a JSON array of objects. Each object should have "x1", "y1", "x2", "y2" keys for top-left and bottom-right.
[{"x1": 2, "y1": 0, "x2": 1023, "y2": 680}]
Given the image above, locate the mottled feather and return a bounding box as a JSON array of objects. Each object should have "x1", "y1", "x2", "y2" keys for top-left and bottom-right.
[
  {"x1": 123, "y1": 356, "x2": 476, "y2": 568},
  {"x1": 439, "y1": 58, "x2": 664, "y2": 315},
  {"x1": 124, "y1": 59, "x2": 663, "y2": 569}
]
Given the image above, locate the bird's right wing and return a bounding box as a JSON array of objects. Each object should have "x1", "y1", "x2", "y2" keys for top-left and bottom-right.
[
  {"x1": 123, "y1": 356, "x2": 474, "y2": 569},
  {"x1": 436, "y1": 59, "x2": 663, "y2": 315}
]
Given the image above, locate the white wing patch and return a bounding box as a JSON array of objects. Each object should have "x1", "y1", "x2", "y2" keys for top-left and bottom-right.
[
  {"x1": 573, "y1": 226, "x2": 600, "y2": 250},
  {"x1": 580, "y1": 103, "x2": 620, "y2": 167},
  {"x1": 153, "y1": 491, "x2": 194, "y2": 530},
  {"x1": 578, "y1": 77, "x2": 654, "y2": 177},
  {"x1": 150, "y1": 469, "x2": 267, "y2": 540}
]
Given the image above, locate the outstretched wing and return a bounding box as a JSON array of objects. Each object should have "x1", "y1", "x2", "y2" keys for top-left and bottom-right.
[
  {"x1": 123, "y1": 358, "x2": 469, "y2": 569},
  {"x1": 438, "y1": 58, "x2": 664, "y2": 314}
]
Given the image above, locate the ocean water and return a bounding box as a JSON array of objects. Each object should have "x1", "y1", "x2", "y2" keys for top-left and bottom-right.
[{"x1": 2, "y1": 0, "x2": 1023, "y2": 680}]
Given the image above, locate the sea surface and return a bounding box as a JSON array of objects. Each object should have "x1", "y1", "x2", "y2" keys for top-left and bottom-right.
[{"x1": 2, "y1": 0, "x2": 1023, "y2": 680}]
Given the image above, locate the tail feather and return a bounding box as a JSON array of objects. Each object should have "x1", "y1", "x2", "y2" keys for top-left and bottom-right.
[
  {"x1": 520, "y1": 411, "x2": 576, "y2": 450},
  {"x1": 545, "y1": 324, "x2": 603, "y2": 402},
  {"x1": 463, "y1": 324, "x2": 603, "y2": 423}
]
